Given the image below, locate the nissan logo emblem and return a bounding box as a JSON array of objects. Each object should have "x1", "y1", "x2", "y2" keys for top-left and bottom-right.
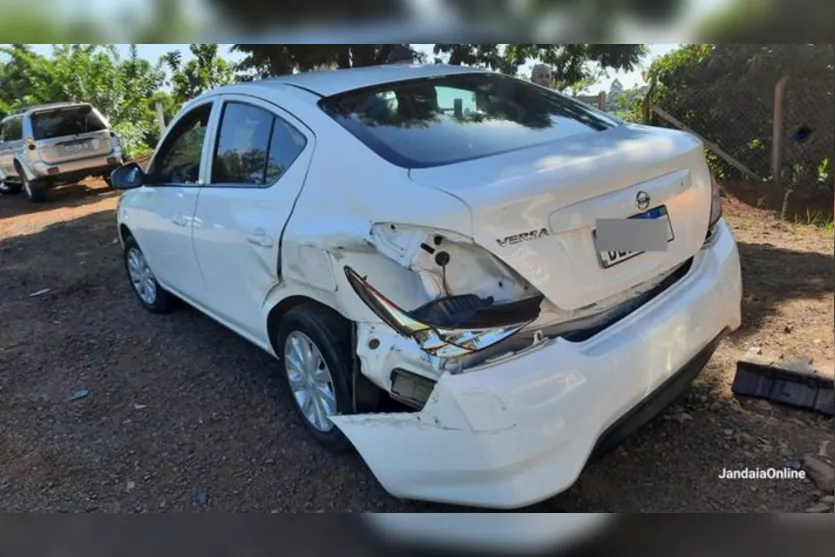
[{"x1": 636, "y1": 191, "x2": 651, "y2": 211}]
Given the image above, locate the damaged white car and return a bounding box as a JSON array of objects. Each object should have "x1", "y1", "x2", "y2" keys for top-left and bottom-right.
[{"x1": 109, "y1": 64, "x2": 742, "y2": 509}]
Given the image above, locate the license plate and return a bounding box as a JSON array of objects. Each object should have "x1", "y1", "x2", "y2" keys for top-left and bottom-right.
[
  {"x1": 594, "y1": 206, "x2": 674, "y2": 269},
  {"x1": 60, "y1": 141, "x2": 93, "y2": 155}
]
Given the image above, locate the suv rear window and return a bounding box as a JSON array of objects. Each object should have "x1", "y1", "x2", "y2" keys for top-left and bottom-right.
[
  {"x1": 319, "y1": 72, "x2": 619, "y2": 168},
  {"x1": 31, "y1": 106, "x2": 107, "y2": 140}
]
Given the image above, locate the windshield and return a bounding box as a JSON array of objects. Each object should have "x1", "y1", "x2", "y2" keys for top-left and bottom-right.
[
  {"x1": 31, "y1": 106, "x2": 107, "y2": 140},
  {"x1": 319, "y1": 72, "x2": 620, "y2": 168}
]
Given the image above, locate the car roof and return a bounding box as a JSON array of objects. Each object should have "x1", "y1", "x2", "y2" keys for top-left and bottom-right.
[
  {"x1": 241, "y1": 64, "x2": 491, "y2": 98},
  {"x1": 24, "y1": 102, "x2": 91, "y2": 114},
  {"x1": 2, "y1": 102, "x2": 92, "y2": 122}
]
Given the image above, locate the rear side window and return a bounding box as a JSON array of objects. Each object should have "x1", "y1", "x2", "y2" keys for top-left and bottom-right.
[
  {"x1": 211, "y1": 102, "x2": 306, "y2": 187},
  {"x1": 1, "y1": 117, "x2": 23, "y2": 141},
  {"x1": 30, "y1": 106, "x2": 107, "y2": 140},
  {"x1": 320, "y1": 72, "x2": 619, "y2": 168}
]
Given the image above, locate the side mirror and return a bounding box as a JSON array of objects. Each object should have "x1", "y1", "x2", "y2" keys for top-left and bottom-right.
[{"x1": 109, "y1": 162, "x2": 146, "y2": 190}]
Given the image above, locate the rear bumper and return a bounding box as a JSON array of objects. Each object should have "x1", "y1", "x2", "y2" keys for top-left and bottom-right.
[
  {"x1": 332, "y1": 219, "x2": 743, "y2": 509},
  {"x1": 25, "y1": 152, "x2": 123, "y2": 182}
]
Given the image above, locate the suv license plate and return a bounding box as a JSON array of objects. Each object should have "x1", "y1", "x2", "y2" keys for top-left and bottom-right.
[{"x1": 61, "y1": 141, "x2": 92, "y2": 154}]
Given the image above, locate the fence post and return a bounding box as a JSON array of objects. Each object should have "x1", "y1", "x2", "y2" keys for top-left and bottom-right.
[
  {"x1": 772, "y1": 76, "x2": 792, "y2": 219},
  {"x1": 154, "y1": 101, "x2": 166, "y2": 136},
  {"x1": 771, "y1": 76, "x2": 790, "y2": 190},
  {"x1": 642, "y1": 78, "x2": 656, "y2": 125}
]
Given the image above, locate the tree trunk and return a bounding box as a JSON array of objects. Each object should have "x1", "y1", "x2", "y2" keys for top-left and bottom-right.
[
  {"x1": 375, "y1": 44, "x2": 395, "y2": 63},
  {"x1": 350, "y1": 45, "x2": 377, "y2": 67},
  {"x1": 336, "y1": 48, "x2": 351, "y2": 69}
]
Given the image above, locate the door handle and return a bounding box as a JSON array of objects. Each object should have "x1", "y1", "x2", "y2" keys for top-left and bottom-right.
[
  {"x1": 247, "y1": 230, "x2": 274, "y2": 248},
  {"x1": 172, "y1": 213, "x2": 188, "y2": 227}
]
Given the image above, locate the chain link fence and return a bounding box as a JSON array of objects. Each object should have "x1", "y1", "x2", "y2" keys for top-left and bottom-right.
[
  {"x1": 634, "y1": 45, "x2": 833, "y2": 219},
  {"x1": 780, "y1": 77, "x2": 834, "y2": 195},
  {"x1": 646, "y1": 78, "x2": 777, "y2": 183}
]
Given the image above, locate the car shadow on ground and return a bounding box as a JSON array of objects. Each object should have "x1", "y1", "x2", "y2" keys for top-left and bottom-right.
[
  {"x1": 0, "y1": 180, "x2": 117, "y2": 221},
  {"x1": 733, "y1": 240, "x2": 835, "y2": 342}
]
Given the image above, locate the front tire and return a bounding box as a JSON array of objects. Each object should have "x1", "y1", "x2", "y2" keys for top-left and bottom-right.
[
  {"x1": 277, "y1": 304, "x2": 355, "y2": 451},
  {"x1": 123, "y1": 237, "x2": 174, "y2": 313}
]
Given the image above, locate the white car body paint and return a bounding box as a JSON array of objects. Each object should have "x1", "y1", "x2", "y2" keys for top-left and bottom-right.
[
  {"x1": 332, "y1": 220, "x2": 741, "y2": 508},
  {"x1": 116, "y1": 64, "x2": 743, "y2": 509}
]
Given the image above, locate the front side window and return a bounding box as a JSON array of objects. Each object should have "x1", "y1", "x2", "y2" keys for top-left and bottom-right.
[
  {"x1": 211, "y1": 101, "x2": 307, "y2": 187},
  {"x1": 320, "y1": 72, "x2": 620, "y2": 168},
  {"x1": 153, "y1": 103, "x2": 212, "y2": 184},
  {"x1": 30, "y1": 106, "x2": 106, "y2": 140}
]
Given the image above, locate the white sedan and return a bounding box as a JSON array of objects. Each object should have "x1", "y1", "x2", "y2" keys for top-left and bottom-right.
[{"x1": 109, "y1": 63, "x2": 742, "y2": 509}]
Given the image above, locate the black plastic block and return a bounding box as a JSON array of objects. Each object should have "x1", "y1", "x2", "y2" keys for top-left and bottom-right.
[{"x1": 733, "y1": 353, "x2": 834, "y2": 416}]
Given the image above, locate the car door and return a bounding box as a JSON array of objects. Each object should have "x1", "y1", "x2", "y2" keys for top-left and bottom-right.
[
  {"x1": 131, "y1": 100, "x2": 217, "y2": 302},
  {"x1": 191, "y1": 95, "x2": 314, "y2": 341},
  {"x1": 0, "y1": 117, "x2": 23, "y2": 180}
]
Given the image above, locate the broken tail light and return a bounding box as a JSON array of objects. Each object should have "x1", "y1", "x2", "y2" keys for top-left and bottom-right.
[{"x1": 344, "y1": 266, "x2": 541, "y2": 358}]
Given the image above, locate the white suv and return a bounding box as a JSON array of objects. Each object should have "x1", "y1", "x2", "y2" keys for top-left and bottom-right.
[
  {"x1": 0, "y1": 102, "x2": 123, "y2": 202},
  {"x1": 109, "y1": 65, "x2": 742, "y2": 509}
]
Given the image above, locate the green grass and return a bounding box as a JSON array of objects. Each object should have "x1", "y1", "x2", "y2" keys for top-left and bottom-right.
[{"x1": 788, "y1": 209, "x2": 835, "y2": 230}]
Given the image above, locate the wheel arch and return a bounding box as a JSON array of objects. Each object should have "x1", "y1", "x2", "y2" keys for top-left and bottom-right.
[
  {"x1": 266, "y1": 295, "x2": 351, "y2": 357},
  {"x1": 119, "y1": 223, "x2": 134, "y2": 244},
  {"x1": 12, "y1": 155, "x2": 35, "y2": 181},
  {"x1": 266, "y1": 293, "x2": 382, "y2": 413}
]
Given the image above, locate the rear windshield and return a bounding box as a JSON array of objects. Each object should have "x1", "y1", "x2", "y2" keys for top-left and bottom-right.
[
  {"x1": 31, "y1": 106, "x2": 107, "y2": 140},
  {"x1": 319, "y1": 72, "x2": 620, "y2": 168}
]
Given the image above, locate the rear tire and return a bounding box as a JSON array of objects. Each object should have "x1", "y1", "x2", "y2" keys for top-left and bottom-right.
[
  {"x1": 20, "y1": 172, "x2": 46, "y2": 203},
  {"x1": 0, "y1": 180, "x2": 22, "y2": 195},
  {"x1": 276, "y1": 304, "x2": 355, "y2": 452}
]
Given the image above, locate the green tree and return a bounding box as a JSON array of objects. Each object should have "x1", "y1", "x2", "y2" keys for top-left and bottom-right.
[
  {"x1": 0, "y1": 44, "x2": 167, "y2": 158},
  {"x1": 231, "y1": 44, "x2": 646, "y2": 93},
  {"x1": 165, "y1": 44, "x2": 236, "y2": 106},
  {"x1": 232, "y1": 45, "x2": 401, "y2": 79},
  {"x1": 0, "y1": 44, "x2": 39, "y2": 118}
]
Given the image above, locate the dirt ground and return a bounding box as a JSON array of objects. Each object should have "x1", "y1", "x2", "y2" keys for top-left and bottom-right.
[{"x1": 1, "y1": 180, "x2": 833, "y2": 512}]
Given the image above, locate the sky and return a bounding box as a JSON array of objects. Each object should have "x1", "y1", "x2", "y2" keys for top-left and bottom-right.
[{"x1": 22, "y1": 43, "x2": 677, "y2": 96}]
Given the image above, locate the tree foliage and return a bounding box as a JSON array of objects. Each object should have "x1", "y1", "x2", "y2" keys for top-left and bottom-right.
[
  {"x1": 232, "y1": 45, "x2": 402, "y2": 78},
  {"x1": 0, "y1": 44, "x2": 167, "y2": 158},
  {"x1": 232, "y1": 44, "x2": 646, "y2": 93},
  {"x1": 0, "y1": 43, "x2": 239, "y2": 158},
  {"x1": 164, "y1": 44, "x2": 236, "y2": 106}
]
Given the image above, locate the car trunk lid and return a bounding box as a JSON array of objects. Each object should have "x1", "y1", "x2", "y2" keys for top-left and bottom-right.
[{"x1": 408, "y1": 125, "x2": 713, "y2": 311}]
